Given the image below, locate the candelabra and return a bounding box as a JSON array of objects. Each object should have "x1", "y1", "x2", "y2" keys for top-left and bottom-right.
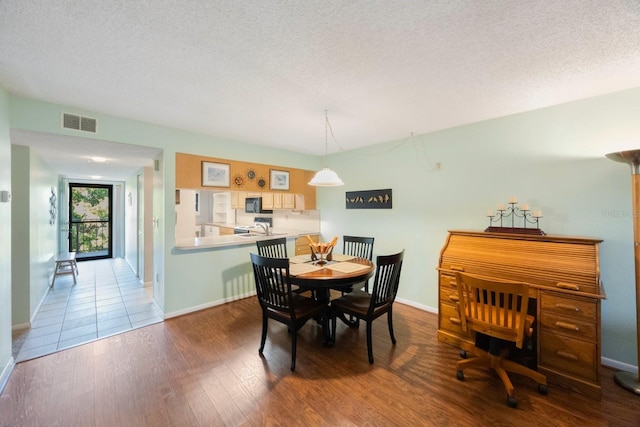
[{"x1": 485, "y1": 198, "x2": 545, "y2": 235}]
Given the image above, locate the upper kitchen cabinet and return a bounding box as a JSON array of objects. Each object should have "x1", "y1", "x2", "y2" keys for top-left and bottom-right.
[{"x1": 175, "y1": 153, "x2": 316, "y2": 210}]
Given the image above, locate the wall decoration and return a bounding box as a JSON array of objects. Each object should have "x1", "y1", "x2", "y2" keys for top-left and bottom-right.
[
  {"x1": 247, "y1": 169, "x2": 256, "y2": 181},
  {"x1": 202, "y1": 161, "x2": 230, "y2": 187},
  {"x1": 233, "y1": 174, "x2": 244, "y2": 187},
  {"x1": 270, "y1": 169, "x2": 290, "y2": 190},
  {"x1": 346, "y1": 189, "x2": 392, "y2": 209},
  {"x1": 49, "y1": 187, "x2": 57, "y2": 224},
  {"x1": 257, "y1": 177, "x2": 266, "y2": 188}
]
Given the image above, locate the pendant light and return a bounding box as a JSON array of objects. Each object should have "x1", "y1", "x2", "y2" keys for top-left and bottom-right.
[{"x1": 309, "y1": 110, "x2": 345, "y2": 186}]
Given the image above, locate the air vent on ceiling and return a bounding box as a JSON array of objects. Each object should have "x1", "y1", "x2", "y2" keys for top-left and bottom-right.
[{"x1": 62, "y1": 113, "x2": 97, "y2": 133}]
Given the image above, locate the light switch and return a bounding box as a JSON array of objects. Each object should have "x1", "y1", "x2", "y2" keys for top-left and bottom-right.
[{"x1": 0, "y1": 190, "x2": 10, "y2": 203}]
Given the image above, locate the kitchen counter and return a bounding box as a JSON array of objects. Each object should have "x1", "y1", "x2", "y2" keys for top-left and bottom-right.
[{"x1": 175, "y1": 228, "x2": 318, "y2": 250}]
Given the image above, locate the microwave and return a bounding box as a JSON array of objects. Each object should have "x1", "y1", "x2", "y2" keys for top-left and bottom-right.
[{"x1": 245, "y1": 197, "x2": 273, "y2": 214}]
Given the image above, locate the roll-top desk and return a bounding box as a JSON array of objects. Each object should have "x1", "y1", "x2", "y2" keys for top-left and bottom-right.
[{"x1": 437, "y1": 230, "x2": 605, "y2": 399}]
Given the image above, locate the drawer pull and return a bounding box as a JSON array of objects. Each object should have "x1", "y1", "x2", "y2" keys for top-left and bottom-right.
[
  {"x1": 555, "y1": 303, "x2": 580, "y2": 312},
  {"x1": 448, "y1": 279, "x2": 457, "y2": 288},
  {"x1": 556, "y1": 351, "x2": 579, "y2": 361},
  {"x1": 449, "y1": 294, "x2": 459, "y2": 303},
  {"x1": 556, "y1": 282, "x2": 580, "y2": 291},
  {"x1": 449, "y1": 317, "x2": 461, "y2": 326},
  {"x1": 555, "y1": 321, "x2": 579, "y2": 331},
  {"x1": 450, "y1": 265, "x2": 465, "y2": 272}
]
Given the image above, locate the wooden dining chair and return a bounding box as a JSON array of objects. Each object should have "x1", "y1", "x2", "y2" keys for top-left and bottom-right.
[
  {"x1": 342, "y1": 235, "x2": 375, "y2": 292},
  {"x1": 256, "y1": 237, "x2": 288, "y2": 258},
  {"x1": 330, "y1": 250, "x2": 404, "y2": 364},
  {"x1": 250, "y1": 252, "x2": 329, "y2": 371},
  {"x1": 454, "y1": 272, "x2": 547, "y2": 408}
]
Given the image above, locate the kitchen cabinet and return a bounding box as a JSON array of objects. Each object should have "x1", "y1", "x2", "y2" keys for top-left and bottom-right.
[
  {"x1": 218, "y1": 226, "x2": 235, "y2": 235},
  {"x1": 283, "y1": 193, "x2": 295, "y2": 209},
  {"x1": 262, "y1": 192, "x2": 274, "y2": 209}
]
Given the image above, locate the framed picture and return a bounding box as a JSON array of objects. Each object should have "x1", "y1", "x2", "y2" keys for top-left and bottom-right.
[
  {"x1": 270, "y1": 169, "x2": 290, "y2": 190},
  {"x1": 202, "y1": 161, "x2": 230, "y2": 187}
]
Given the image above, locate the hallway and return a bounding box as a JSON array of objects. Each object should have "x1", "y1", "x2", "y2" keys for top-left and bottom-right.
[{"x1": 12, "y1": 258, "x2": 163, "y2": 362}]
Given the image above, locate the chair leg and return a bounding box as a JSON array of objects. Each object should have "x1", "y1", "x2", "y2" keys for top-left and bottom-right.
[
  {"x1": 290, "y1": 329, "x2": 297, "y2": 371},
  {"x1": 259, "y1": 315, "x2": 268, "y2": 354},
  {"x1": 366, "y1": 322, "x2": 374, "y2": 364},
  {"x1": 387, "y1": 309, "x2": 396, "y2": 344}
]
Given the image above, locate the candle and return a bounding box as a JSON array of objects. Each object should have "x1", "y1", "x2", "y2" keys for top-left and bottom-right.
[
  {"x1": 533, "y1": 210, "x2": 542, "y2": 218},
  {"x1": 497, "y1": 204, "x2": 505, "y2": 211},
  {"x1": 520, "y1": 203, "x2": 529, "y2": 211},
  {"x1": 509, "y1": 197, "x2": 517, "y2": 203},
  {"x1": 487, "y1": 210, "x2": 494, "y2": 216}
]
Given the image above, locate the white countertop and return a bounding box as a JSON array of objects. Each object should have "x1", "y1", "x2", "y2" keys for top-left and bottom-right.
[{"x1": 175, "y1": 228, "x2": 318, "y2": 250}]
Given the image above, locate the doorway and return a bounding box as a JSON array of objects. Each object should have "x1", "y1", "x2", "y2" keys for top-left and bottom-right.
[{"x1": 69, "y1": 183, "x2": 113, "y2": 260}]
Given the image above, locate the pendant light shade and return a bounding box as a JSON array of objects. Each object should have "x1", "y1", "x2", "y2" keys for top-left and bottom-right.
[
  {"x1": 308, "y1": 167, "x2": 344, "y2": 186},
  {"x1": 309, "y1": 110, "x2": 345, "y2": 187}
]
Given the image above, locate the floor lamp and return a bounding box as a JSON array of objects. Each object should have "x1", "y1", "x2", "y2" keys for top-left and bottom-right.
[{"x1": 606, "y1": 149, "x2": 640, "y2": 395}]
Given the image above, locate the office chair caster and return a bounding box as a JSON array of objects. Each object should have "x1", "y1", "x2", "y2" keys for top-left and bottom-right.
[
  {"x1": 538, "y1": 383, "x2": 548, "y2": 395},
  {"x1": 456, "y1": 370, "x2": 464, "y2": 381},
  {"x1": 507, "y1": 395, "x2": 518, "y2": 408},
  {"x1": 459, "y1": 350, "x2": 467, "y2": 359}
]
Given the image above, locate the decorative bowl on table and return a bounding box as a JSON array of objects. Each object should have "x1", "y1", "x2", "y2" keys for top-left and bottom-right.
[{"x1": 307, "y1": 235, "x2": 338, "y2": 265}]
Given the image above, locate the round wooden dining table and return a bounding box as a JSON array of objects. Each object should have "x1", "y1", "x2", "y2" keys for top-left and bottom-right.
[{"x1": 289, "y1": 257, "x2": 375, "y2": 301}]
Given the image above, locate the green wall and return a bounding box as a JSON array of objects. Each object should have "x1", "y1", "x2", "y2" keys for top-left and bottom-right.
[
  {"x1": 320, "y1": 87, "x2": 640, "y2": 369},
  {"x1": 0, "y1": 86, "x2": 13, "y2": 390}
]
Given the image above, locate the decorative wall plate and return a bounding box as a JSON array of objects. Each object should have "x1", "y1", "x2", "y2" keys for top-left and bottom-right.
[
  {"x1": 233, "y1": 174, "x2": 244, "y2": 187},
  {"x1": 257, "y1": 178, "x2": 266, "y2": 188},
  {"x1": 247, "y1": 169, "x2": 256, "y2": 180}
]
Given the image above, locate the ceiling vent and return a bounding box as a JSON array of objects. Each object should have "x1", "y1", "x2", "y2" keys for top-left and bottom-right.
[{"x1": 62, "y1": 113, "x2": 97, "y2": 133}]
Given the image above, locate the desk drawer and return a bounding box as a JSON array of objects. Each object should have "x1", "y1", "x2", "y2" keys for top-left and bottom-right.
[
  {"x1": 439, "y1": 302, "x2": 470, "y2": 338},
  {"x1": 540, "y1": 312, "x2": 596, "y2": 341},
  {"x1": 540, "y1": 293, "x2": 596, "y2": 320},
  {"x1": 540, "y1": 332, "x2": 597, "y2": 381}
]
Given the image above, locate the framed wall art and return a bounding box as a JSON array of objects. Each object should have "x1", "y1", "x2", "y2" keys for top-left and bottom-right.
[
  {"x1": 202, "y1": 161, "x2": 230, "y2": 187},
  {"x1": 270, "y1": 169, "x2": 290, "y2": 190},
  {"x1": 346, "y1": 189, "x2": 393, "y2": 209}
]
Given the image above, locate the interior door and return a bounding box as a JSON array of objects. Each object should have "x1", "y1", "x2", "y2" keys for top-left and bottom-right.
[{"x1": 69, "y1": 183, "x2": 113, "y2": 260}]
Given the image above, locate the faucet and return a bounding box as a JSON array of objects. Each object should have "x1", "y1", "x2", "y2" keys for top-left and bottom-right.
[{"x1": 255, "y1": 223, "x2": 270, "y2": 235}]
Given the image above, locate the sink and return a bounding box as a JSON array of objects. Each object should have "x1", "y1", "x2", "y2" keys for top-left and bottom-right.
[
  {"x1": 268, "y1": 232, "x2": 287, "y2": 236},
  {"x1": 237, "y1": 233, "x2": 260, "y2": 238}
]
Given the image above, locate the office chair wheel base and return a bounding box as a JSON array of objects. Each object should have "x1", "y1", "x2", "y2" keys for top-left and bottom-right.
[
  {"x1": 507, "y1": 396, "x2": 518, "y2": 408},
  {"x1": 538, "y1": 384, "x2": 548, "y2": 395},
  {"x1": 459, "y1": 350, "x2": 467, "y2": 359},
  {"x1": 456, "y1": 370, "x2": 464, "y2": 381}
]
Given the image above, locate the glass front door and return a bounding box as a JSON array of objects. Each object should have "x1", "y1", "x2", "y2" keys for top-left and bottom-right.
[{"x1": 69, "y1": 183, "x2": 113, "y2": 260}]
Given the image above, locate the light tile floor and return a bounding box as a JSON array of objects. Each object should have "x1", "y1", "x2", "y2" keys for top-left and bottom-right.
[{"x1": 12, "y1": 257, "x2": 163, "y2": 363}]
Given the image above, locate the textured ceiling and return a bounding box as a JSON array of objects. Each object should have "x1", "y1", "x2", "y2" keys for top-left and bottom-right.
[{"x1": 2, "y1": 1, "x2": 640, "y2": 178}]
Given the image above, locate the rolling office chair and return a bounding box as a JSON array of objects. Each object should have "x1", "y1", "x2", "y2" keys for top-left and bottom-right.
[{"x1": 454, "y1": 272, "x2": 548, "y2": 408}]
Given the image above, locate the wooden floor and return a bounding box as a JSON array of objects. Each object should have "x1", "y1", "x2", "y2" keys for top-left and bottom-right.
[{"x1": 1, "y1": 297, "x2": 639, "y2": 426}]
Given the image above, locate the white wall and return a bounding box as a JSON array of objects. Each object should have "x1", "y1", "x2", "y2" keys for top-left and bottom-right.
[{"x1": 320, "y1": 88, "x2": 640, "y2": 368}]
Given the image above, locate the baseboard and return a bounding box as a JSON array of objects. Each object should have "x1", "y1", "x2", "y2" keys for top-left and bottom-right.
[
  {"x1": 395, "y1": 297, "x2": 438, "y2": 314},
  {"x1": 0, "y1": 357, "x2": 15, "y2": 396},
  {"x1": 602, "y1": 356, "x2": 639, "y2": 374},
  {"x1": 143, "y1": 281, "x2": 153, "y2": 288},
  {"x1": 164, "y1": 290, "x2": 256, "y2": 319}
]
